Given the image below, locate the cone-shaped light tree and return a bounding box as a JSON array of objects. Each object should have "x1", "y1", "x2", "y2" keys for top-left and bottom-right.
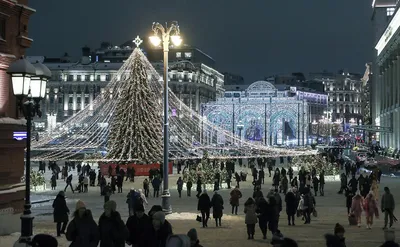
[{"x1": 107, "y1": 49, "x2": 163, "y2": 163}]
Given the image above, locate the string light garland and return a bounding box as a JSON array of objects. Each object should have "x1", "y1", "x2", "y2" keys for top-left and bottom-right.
[{"x1": 31, "y1": 48, "x2": 316, "y2": 162}]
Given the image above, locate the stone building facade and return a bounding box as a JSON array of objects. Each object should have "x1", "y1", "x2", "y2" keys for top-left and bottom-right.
[{"x1": 0, "y1": 0, "x2": 35, "y2": 235}]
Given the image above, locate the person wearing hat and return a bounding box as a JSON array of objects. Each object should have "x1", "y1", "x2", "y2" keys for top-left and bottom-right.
[
  {"x1": 65, "y1": 200, "x2": 99, "y2": 247},
  {"x1": 52, "y1": 191, "x2": 70, "y2": 237},
  {"x1": 98, "y1": 200, "x2": 128, "y2": 247},
  {"x1": 187, "y1": 228, "x2": 203, "y2": 247},
  {"x1": 324, "y1": 223, "x2": 346, "y2": 247},
  {"x1": 150, "y1": 211, "x2": 173, "y2": 247},
  {"x1": 126, "y1": 203, "x2": 152, "y2": 247}
]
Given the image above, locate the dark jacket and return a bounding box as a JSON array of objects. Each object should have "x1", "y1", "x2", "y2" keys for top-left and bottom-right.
[
  {"x1": 211, "y1": 193, "x2": 224, "y2": 218},
  {"x1": 256, "y1": 197, "x2": 269, "y2": 227},
  {"x1": 285, "y1": 191, "x2": 297, "y2": 216},
  {"x1": 325, "y1": 234, "x2": 346, "y2": 247},
  {"x1": 382, "y1": 191, "x2": 395, "y2": 210},
  {"x1": 126, "y1": 213, "x2": 152, "y2": 247},
  {"x1": 149, "y1": 220, "x2": 173, "y2": 247},
  {"x1": 381, "y1": 241, "x2": 400, "y2": 247},
  {"x1": 66, "y1": 210, "x2": 99, "y2": 247},
  {"x1": 98, "y1": 211, "x2": 128, "y2": 247},
  {"x1": 53, "y1": 194, "x2": 69, "y2": 223},
  {"x1": 198, "y1": 193, "x2": 211, "y2": 211}
]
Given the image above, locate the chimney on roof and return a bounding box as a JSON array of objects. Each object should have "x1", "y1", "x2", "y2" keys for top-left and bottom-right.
[{"x1": 82, "y1": 46, "x2": 91, "y2": 57}]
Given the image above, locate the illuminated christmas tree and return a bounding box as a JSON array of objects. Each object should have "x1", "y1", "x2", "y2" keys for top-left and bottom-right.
[{"x1": 107, "y1": 49, "x2": 162, "y2": 163}]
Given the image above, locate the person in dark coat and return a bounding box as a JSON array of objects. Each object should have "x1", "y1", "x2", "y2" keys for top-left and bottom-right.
[
  {"x1": 285, "y1": 188, "x2": 297, "y2": 226},
  {"x1": 273, "y1": 171, "x2": 280, "y2": 191},
  {"x1": 52, "y1": 191, "x2": 69, "y2": 236},
  {"x1": 177, "y1": 177, "x2": 184, "y2": 198},
  {"x1": 149, "y1": 211, "x2": 173, "y2": 247},
  {"x1": 256, "y1": 197, "x2": 269, "y2": 239},
  {"x1": 196, "y1": 177, "x2": 202, "y2": 198},
  {"x1": 126, "y1": 203, "x2": 152, "y2": 247},
  {"x1": 98, "y1": 200, "x2": 128, "y2": 247},
  {"x1": 319, "y1": 171, "x2": 325, "y2": 196},
  {"x1": 116, "y1": 174, "x2": 123, "y2": 193},
  {"x1": 197, "y1": 190, "x2": 211, "y2": 228},
  {"x1": 31, "y1": 234, "x2": 58, "y2": 247},
  {"x1": 230, "y1": 186, "x2": 242, "y2": 215},
  {"x1": 152, "y1": 176, "x2": 161, "y2": 198},
  {"x1": 345, "y1": 187, "x2": 354, "y2": 215},
  {"x1": 253, "y1": 187, "x2": 264, "y2": 203},
  {"x1": 64, "y1": 174, "x2": 74, "y2": 193},
  {"x1": 211, "y1": 191, "x2": 224, "y2": 227},
  {"x1": 325, "y1": 223, "x2": 346, "y2": 247},
  {"x1": 51, "y1": 174, "x2": 57, "y2": 190},
  {"x1": 187, "y1": 179, "x2": 193, "y2": 197},
  {"x1": 267, "y1": 196, "x2": 278, "y2": 234},
  {"x1": 66, "y1": 200, "x2": 99, "y2": 247}
]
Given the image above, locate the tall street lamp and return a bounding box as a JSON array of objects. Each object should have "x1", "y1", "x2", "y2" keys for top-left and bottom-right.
[
  {"x1": 7, "y1": 58, "x2": 51, "y2": 245},
  {"x1": 237, "y1": 121, "x2": 244, "y2": 146},
  {"x1": 150, "y1": 21, "x2": 182, "y2": 213}
]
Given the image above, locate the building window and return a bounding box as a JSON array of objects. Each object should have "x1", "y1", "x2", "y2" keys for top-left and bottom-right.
[
  {"x1": 85, "y1": 75, "x2": 90, "y2": 81},
  {"x1": 59, "y1": 74, "x2": 63, "y2": 81},
  {"x1": 184, "y1": 52, "x2": 192, "y2": 58},
  {"x1": 68, "y1": 75, "x2": 74, "y2": 81},
  {"x1": 0, "y1": 19, "x2": 5, "y2": 40},
  {"x1": 387, "y1": 7, "x2": 395, "y2": 17},
  {"x1": 77, "y1": 75, "x2": 81, "y2": 81},
  {"x1": 84, "y1": 97, "x2": 89, "y2": 104},
  {"x1": 50, "y1": 96, "x2": 54, "y2": 104},
  {"x1": 96, "y1": 75, "x2": 101, "y2": 81},
  {"x1": 58, "y1": 97, "x2": 63, "y2": 104},
  {"x1": 176, "y1": 52, "x2": 181, "y2": 58},
  {"x1": 106, "y1": 74, "x2": 110, "y2": 81}
]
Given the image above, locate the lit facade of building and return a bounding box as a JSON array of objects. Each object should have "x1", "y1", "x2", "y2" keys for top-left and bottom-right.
[
  {"x1": 201, "y1": 81, "x2": 310, "y2": 146},
  {"x1": 27, "y1": 43, "x2": 224, "y2": 131},
  {"x1": 372, "y1": 0, "x2": 400, "y2": 148},
  {"x1": 310, "y1": 72, "x2": 363, "y2": 125}
]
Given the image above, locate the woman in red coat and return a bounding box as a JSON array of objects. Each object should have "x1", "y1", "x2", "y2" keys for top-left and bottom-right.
[
  {"x1": 364, "y1": 191, "x2": 379, "y2": 229},
  {"x1": 351, "y1": 191, "x2": 364, "y2": 227}
]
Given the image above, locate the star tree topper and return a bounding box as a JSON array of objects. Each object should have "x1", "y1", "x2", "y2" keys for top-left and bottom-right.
[{"x1": 133, "y1": 36, "x2": 143, "y2": 48}]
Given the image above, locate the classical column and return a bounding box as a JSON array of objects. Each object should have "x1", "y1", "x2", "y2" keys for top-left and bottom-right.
[
  {"x1": 81, "y1": 91, "x2": 85, "y2": 110},
  {"x1": 195, "y1": 87, "x2": 200, "y2": 113},
  {"x1": 189, "y1": 88, "x2": 192, "y2": 110},
  {"x1": 63, "y1": 91, "x2": 68, "y2": 114},
  {"x1": 73, "y1": 91, "x2": 77, "y2": 112},
  {"x1": 89, "y1": 88, "x2": 94, "y2": 113}
]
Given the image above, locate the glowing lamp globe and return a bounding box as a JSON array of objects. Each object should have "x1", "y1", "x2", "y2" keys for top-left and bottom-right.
[
  {"x1": 7, "y1": 57, "x2": 36, "y2": 97},
  {"x1": 149, "y1": 35, "x2": 161, "y2": 47},
  {"x1": 31, "y1": 62, "x2": 51, "y2": 99},
  {"x1": 171, "y1": 35, "x2": 182, "y2": 46}
]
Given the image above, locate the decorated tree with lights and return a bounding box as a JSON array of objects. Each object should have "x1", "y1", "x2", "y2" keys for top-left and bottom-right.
[
  {"x1": 183, "y1": 151, "x2": 225, "y2": 184},
  {"x1": 107, "y1": 49, "x2": 162, "y2": 163},
  {"x1": 291, "y1": 155, "x2": 338, "y2": 176}
]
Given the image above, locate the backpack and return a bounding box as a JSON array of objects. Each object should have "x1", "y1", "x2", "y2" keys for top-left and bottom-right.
[{"x1": 133, "y1": 191, "x2": 143, "y2": 205}]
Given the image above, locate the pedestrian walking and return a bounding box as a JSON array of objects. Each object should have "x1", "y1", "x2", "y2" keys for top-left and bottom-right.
[
  {"x1": 244, "y1": 197, "x2": 258, "y2": 239},
  {"x1": 285, "y1": 188, "x2": 297, "y2": 226},
  {"x1": 98, "y1": 200, "x2": 128, "y2": 247},
  {"x1": 152, "y1": 176, "x2": 161, "y2": 198},
  {"x1": 52, "y1": 191, "x2": 69, "y2": 237},
  {"x1": 126, "y1": 203, "x2": 152, "y2": 247},
  {"x1": 230, "y1": 186, "x2": 242, "y2": 215},
  {"x1": 177, "y1": 177, "x2": 183, "y2": 198},
  {"x1": 364, "y1": 191, "x2": 379, "y2": 229},
  {"x1": 66, "y1": 200, "x2": 99, "y2": 247},
  {"x1": 187, "y1": 179, "x2": 193, "y2": 197},
  {"x1": 83, "y1": 176, "x2": 89, "y2": 193},
  {"x1": 197, "y1": 190, "x2": 211, "y2": 228},
  {"x1": 256, "y1": 197, "x2": 268, "y2": 239},
  {"x1": 381, "y1": 186, "x2": 395, "y2": 229},
  {"x1": 143, "y1": 178, "x2": 150, "y2": 197},
  {"x1": 351, "y1": 191, "x2": 364, "y2": 227},
  {"x1": 51, "y1": 174, "x2": 57, "y2": 190},
  {"x1": 211, "y1": 191, "x2": 224, "y2": 227},
  {"x1": 64, "y1": 174, "x2": 74, "y2": 193},
  {"x1": 103, "y1": 183, "x2": 112, "y2": 203}
]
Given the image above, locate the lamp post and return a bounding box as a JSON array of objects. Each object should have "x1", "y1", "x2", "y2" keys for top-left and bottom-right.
[
  {"x1": 324, "y1": 110, "x2": 333, "y2": 145},
  {"x1": 7, "y1": 58, "x2": 51, "y2": 245},
  {"x1": 150, "y1": 21, "x2": 182, "y2": 213},
  {"x1": 237, "y1": 121, "x2": 244, "y2": 146}
]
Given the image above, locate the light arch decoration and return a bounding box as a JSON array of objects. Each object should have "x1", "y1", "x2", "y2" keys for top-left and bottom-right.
[
  {"x1": 269, "y1": 109, "x2": 298, "y2": 143},
  {"x1": 246, "y1": 80, "x2": 277, "y2": 92}
]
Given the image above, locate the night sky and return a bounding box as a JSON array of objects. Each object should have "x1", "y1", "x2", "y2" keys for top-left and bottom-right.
[{"x1": 28, "y1": 0, "x2": 373, "y2": 83}]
